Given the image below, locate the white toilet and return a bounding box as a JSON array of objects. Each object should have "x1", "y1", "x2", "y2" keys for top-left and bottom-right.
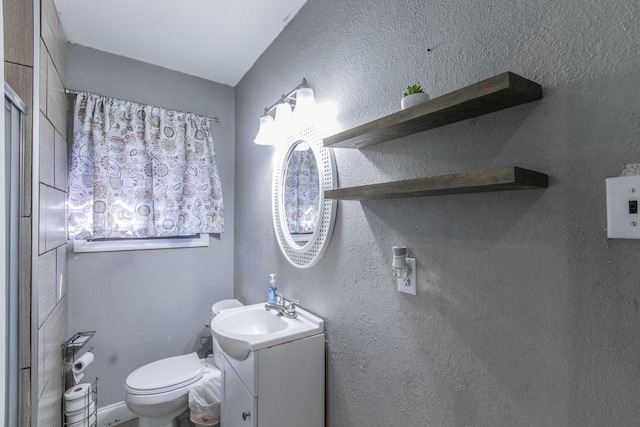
[{"x1": 124, "y1": 299, "x2": 243, "y2": 427}]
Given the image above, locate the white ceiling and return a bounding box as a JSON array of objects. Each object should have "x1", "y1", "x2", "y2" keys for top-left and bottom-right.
[{"x1": 54, "y1": 0, "x2": 308, "y2": 87}]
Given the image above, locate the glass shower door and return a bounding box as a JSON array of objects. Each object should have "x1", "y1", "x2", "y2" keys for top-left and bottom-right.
[{"x1": 5, "y1": 82, "x2": 26, "y2": 427}]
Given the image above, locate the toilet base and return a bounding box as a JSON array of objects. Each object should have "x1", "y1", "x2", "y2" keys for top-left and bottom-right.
[{"x1": 137, "y1": 406, "x2": 184, "y2": 427}]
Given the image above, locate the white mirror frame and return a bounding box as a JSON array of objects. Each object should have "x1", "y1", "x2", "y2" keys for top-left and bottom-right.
[{"x1": 272, "y1": 124, "x2": 337, "y2": 268}]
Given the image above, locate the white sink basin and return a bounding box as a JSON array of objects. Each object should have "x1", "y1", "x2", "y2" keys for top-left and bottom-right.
[{"x1": 211, "y1": 303, "x2": 324, "y2": 360}]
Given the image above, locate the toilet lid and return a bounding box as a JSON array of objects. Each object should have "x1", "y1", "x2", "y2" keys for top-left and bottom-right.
[{"x1": 125, "y1": 352, "x2": 203, "y2": 395}]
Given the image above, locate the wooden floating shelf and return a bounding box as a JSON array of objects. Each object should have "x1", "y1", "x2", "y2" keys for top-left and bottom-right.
[
  {"x1": 324, "y1": 72, "x2": 542, "y2": 149},
  {"x1": 324, "y1": 167, "x2": 548, "y2": 201}
]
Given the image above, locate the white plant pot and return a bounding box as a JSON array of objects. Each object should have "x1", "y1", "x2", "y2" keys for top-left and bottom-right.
[{"x1": 401, "y1": 92, "x2": 430, "y2": 110}]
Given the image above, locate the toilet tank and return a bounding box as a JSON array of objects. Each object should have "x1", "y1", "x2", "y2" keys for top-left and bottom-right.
[{"x1": 210, "y1": 299, "x2": 243, "y2": 319}]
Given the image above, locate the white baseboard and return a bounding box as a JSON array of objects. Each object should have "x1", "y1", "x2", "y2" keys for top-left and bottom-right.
[{"x1": 97, "y1": 401, "x2": 136, "y2": 427}]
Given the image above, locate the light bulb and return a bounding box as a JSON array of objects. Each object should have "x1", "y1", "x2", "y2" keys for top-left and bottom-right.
[
  {"x1": 254, "y1": 114, "x2": 275, "y2": 145},
  {"x1": 275, "y1": 101, "x2": 293, "y2": 127},
  {"x1": 274, "y1": 101, "x2": 293, "y2": 145},
  {"x1": 293, "y1": 87, "x2": 316, "y2": 126}
]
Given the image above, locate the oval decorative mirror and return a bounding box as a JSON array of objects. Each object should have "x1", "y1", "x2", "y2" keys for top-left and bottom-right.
[{"x1": 272, "y1": 124, "x2": 337, "y2": 268}]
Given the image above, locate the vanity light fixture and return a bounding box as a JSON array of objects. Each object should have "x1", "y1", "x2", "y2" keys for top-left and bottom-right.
[
  {"x1": 274, "y1": 98, "x2": 293, "y2": 132},
  {"x1": 293, "y1": 86, "x2": 316, "y2": 124},
  {"x1": 253, "y1": 78, "x2": 316, "y2": 146},
  {"x1": 254, "y1": 114, "x2": 275, "y2": 145}
]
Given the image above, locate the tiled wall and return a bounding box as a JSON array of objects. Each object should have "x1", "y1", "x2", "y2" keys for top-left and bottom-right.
[
  {"x1": 3, "y1": 0, "x2": 34, "y2": 424},
  {"x1": 37, "y1": 0, "x2": 69, "y2": 425}
]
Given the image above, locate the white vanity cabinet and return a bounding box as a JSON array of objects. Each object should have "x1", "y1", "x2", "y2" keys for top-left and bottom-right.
[
  {"x1": 221, "y1": 333, "x2": 325, "y2": 427},
  {"x1": 223, "y1": 364, "x2": 257, "y2": 426}
]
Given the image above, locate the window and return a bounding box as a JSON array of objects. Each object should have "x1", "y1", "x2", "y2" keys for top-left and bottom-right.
[
  {"x1": 72, "y1": 234, "x2": 209, "y2": 253},
  {"x1": 68, "y1": 93, "x2": 224, "y2": 252}
]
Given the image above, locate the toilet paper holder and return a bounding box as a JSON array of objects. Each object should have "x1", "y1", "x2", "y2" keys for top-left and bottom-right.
[
  {"x1": 62, "y1": 331, "x2": 96, "y2": 366},
  {"x1": 62, "y1": 331, "x2": 98, "y2": 426},
  {"x1": 64, "y1": 379, "x2": 98, "y2": 427}
]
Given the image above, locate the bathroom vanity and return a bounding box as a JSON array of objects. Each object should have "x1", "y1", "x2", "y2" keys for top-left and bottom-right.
[
  {"x1": 211, "y1": 303, "x2": 326, "y2": 427},
  {"x1": 221, "y1": 333, "x2": 325, "y2": 427}
]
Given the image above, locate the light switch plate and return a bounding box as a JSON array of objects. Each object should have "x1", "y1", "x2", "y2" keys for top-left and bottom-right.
[
  {"x1": 397, "y1": 258, "x2": 417, "y2": 295},
  {"x1": 606, "y1": 176, "x2": 640, "y2": 239}
]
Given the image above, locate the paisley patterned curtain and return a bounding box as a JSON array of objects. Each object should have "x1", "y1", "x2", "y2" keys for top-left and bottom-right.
[
  {"x1": 68, "y1": 93, "x2": 224, "y2": 239},
  {"x1": 283, "y1": 148, "x2": 319, "y2": 234}
]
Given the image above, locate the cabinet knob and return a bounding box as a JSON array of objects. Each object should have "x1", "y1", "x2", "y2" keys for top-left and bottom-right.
[{"x1": 242, "y1": 411, "x2": 251, "y2": 421}]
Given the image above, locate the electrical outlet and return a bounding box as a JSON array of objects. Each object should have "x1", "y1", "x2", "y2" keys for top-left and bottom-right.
[
  {"x1": 397, "y1": 257, "x2": 417, "y2": 295},
  {"x1": 606, "y1": 176, "x2": 640, "y2": 239}
]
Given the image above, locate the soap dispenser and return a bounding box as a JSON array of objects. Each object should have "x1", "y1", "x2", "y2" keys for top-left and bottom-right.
[{"x1": 267, "y1": 274, "x2": 278, "y2": 304}]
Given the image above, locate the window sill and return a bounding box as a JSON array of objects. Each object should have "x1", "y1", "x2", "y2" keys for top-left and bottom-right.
[{"x1": 73, "y1": 234, "x2": 209, "y2": 253}]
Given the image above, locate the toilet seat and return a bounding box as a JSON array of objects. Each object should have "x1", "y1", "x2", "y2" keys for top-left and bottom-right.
[
  {"x1": 125, "y1": 352, "x2": 203, "y2": 395},
  {"x1": 123, "y1": 298, "x2": 239, "y2": 426},
  {"x1": 124, "y1": 356, "x2": 222, "y2": 422}
]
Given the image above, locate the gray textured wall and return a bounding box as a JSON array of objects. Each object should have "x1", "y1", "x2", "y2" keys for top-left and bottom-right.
[
  {"x1": 66, "y1": 44, "x2": 235, "y2": 406},
  {"x1": 235, "y1": 0, "x2": 640, "y2": 425}
]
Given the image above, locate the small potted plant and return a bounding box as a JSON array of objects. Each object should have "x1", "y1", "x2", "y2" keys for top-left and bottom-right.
[{"x1": 401, "y1": 83, "x2": 430, "y2": 110}]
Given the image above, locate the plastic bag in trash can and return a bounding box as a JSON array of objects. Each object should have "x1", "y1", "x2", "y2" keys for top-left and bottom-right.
[{"x1": 189, "y1": 376, "x2": 222, "y2": 426}]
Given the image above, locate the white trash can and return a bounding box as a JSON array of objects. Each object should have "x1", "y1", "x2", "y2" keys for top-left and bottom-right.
[{"x1": 189, "y1": 375, "x2": 222, "y2": 427}]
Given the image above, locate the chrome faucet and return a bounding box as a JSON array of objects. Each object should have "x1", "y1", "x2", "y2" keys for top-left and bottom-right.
[{"x1": 265, "y1": 291, "x2": 299, "y2": 318}]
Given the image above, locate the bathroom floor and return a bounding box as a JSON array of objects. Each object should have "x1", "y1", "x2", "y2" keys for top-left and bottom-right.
[{"x1": 117, "y1": 410, "x2": 197, "y2": 427}]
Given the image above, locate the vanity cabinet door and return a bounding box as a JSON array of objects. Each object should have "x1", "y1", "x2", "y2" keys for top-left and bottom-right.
[{"x1": 222, "y1": 365, "x2": 257, "y2": 427}]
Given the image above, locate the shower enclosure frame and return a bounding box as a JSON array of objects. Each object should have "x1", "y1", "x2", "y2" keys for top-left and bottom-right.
[{"x1": 4, "y1": 82, "x2": 27, "y2": 427}]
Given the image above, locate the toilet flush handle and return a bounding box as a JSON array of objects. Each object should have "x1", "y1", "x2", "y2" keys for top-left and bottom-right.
[{"x1": 242, "y1": 411, "x2": 251, "y2": 421}]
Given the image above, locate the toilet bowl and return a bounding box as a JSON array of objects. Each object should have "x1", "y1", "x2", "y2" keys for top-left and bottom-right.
[
  {"x1": 124, "y1": 299, "x2": 243, "y2": 427},
  {"x1": 124, "y1": 352, "x2": 220, "y2": 427}
]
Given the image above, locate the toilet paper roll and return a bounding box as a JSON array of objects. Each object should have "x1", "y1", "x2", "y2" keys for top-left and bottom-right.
[
  {"x1": 66, "y1": 413, "x2": 96, "y2": 427},
  {"x1": 72, "y1": 352, "x2": 94, "y2": 384},
  {"x1": 64, "y1": 383, "x2": 93, "y2": 413},
  {"x1": 72, "y1": 351, "x2": 94, "y2": 374},
  {"x1": 65, "y1": 402, "x2": 96, "y2": 423}
]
